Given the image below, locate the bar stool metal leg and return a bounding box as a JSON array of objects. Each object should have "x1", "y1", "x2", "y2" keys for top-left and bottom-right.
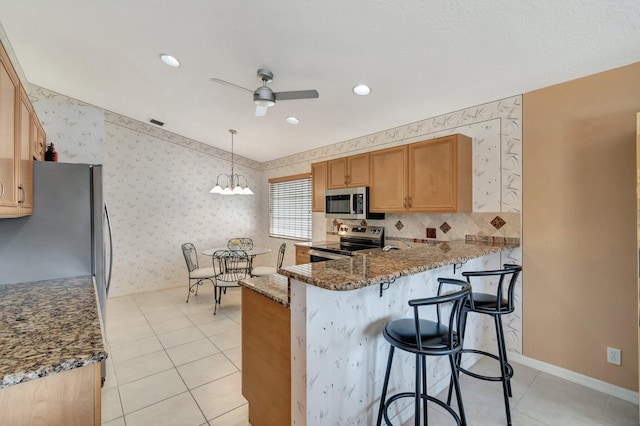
[
  {"x1": 495, "y1": 316, "x2": 512, "y2": 424},
  {"x1": 376, "y1": 346, "x2": 395, "y2": 426}
]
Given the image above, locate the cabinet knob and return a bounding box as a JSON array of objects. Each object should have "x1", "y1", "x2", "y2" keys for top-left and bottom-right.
[
  {"x1": 18, "y1": 185, "x2": 25, "y2": 204},
  {"x1": 408, "y1": 196, "x2": 412, "y2": 208},
  {"x1": 0, "y1": 178, "x2": 4, "y2": 200}
]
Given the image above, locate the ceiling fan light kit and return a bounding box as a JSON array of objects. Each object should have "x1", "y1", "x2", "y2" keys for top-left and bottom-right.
[
  {"x1": 210, "y1": 68, "x2": 319, "y2": 116},
  {"x1": 210, "y1": 129, "x2": 254, "y2": 196}
]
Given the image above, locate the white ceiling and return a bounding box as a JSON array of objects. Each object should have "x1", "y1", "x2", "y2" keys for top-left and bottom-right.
[{"x1": 0, "y1": 1, "x2": 638, "y2": 163}]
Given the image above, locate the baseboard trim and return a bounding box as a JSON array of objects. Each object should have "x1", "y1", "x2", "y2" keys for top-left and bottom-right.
[{"x1": 509, "y1": 353, "x2": 639, "y2": 405}]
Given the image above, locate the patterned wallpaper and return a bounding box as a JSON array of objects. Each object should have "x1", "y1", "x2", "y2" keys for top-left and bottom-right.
[{"x1": 26, "y1": 83, "x2": 522, "y2": 304}]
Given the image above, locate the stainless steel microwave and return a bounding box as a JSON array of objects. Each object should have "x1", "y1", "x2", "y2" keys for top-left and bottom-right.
[{"x1": 325, "y1": 187, "x2": 385, "y2": 220}]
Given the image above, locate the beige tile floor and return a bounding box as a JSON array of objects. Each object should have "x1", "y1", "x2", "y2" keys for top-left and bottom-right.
[{"x1": 102, "y1": 284, "x2": 638, "y2": 425}]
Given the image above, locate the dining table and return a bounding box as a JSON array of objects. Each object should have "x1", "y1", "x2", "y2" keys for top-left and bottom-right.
[
  {"x1": 201, "y1": 246, "x2": 272, "y2": 257},
  {"x1": 202, "y1": 246, "x2": 272, "y2": 276}
]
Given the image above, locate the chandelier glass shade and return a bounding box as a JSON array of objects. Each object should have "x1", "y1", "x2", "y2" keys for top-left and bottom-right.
[{"x1": 209, "y1": 129, "x2": 254, "y2": 195}]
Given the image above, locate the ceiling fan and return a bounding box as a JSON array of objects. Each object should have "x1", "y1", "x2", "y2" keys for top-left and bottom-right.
[{"x1": 210, "y1": 68, "x2": 319, "y2": 116}]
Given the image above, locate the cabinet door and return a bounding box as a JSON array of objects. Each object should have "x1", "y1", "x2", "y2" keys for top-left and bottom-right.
[
  {"x1": 295, "y1": 246, "x2": 310, "y2": 265},
  {"x1": 347, "y1": 153, "x2": 369, "y2": 187},
  {"x1": 311, "y1": 161, "x2": 327, "y2": 212},
  {"x1": 32, "y1": 115, "x2": 46, "y2": 161},
  {"x1": 18, "y1": 89, "x2": 33, "y2": 213},
  {"x1": 408, "y1": 135, "x2": 471, "y2": 212},
  {"x1": 0, "y1": 55, "x2": 18, "y2": 216},
  {"x1": 369, "y1": 146, "x2": 407, "y2": 212},
  {"x1": 327, "y1": 158, "x2": 347, "y2": 189}
]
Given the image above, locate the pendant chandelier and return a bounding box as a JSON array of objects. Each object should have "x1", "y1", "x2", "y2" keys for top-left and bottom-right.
[{"x1": 209, "y1": 129, "x2": 254, "y2": 195}]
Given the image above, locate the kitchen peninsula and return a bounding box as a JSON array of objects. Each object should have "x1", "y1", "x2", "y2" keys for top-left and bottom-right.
[
  {"x1": 0, "y1": 276, "x2": 107, "y2": 425},
  {"x1": 240, "y1": 239, "x2": 519, "y2": 425}
]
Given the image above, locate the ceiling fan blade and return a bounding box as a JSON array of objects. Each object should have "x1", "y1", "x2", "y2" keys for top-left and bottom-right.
[
  {"x1": 255, "y1": 105, "x2": 268, "y2": 117},
  {"x1": 210, "y1": 77, "x2": 253, "y2": 93},
  {"x1": 274, "y1": 89, "x2": 319, "y2": 101}
]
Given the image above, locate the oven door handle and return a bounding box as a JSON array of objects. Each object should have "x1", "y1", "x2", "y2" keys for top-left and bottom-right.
[{"x1": 309, "y1": 249, "x2": 350, "y2": 261}]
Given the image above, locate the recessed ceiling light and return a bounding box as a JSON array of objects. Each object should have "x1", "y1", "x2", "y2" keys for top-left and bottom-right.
[
  {"x1": 353, "y1": 84, "x2": 371, "y2": 96},
  {"x1": 159, "y1": 53, "x2": 180, "y2": 67},
  {"x1": 286, "y1": 116, "x2": 300, "y2": 125}
]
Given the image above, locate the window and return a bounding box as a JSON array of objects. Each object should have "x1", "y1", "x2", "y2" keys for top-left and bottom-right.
[{"x1": 269, "y1": 173, "x2": 312, "y2": 240}]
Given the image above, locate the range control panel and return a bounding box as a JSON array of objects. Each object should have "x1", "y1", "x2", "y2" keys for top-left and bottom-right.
[{"x1": 338, "y1": 225, "x2": 384, "y2": 240}]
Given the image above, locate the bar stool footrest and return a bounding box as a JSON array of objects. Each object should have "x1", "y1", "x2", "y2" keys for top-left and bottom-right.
[
  {"x1": 382, "y1": 391, "x2": 462, "y2": 426},
  {"x1": 458, "y1": 348, "x2": 513, "y2": 382}
]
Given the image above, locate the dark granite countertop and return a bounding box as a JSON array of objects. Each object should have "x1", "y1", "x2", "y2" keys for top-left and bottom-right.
[
  {"x1": 239, "y1": 274, "x2": 289, "y2": 307},
  {"x1": 279, "y1": 240, "x2": 518, "y2": 291},
  {"x1": 0, "y1": 276, "x2": 107, "y2": 389}
]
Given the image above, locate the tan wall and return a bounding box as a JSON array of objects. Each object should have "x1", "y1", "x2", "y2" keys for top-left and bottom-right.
[{"x1": 523, "y1": 62, "x2": 640, "y2": 391}]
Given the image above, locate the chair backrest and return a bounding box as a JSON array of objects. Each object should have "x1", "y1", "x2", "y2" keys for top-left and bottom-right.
[
  {"x1": 276, "y1": 242, "x2": 286, "y2": 269},
  {"x1": 212, "y1": 249, "x2": 250, "y2": 283},
  {"x1": 227, "y1": 238, "x2": 253, "y2": 250},
  {"x1": 408, "y1": 278, "x2": 471, "y2": 353},
  {"x1": 181, "y1": 243, "x2": 199, "y2": 273},
  {"x1": 462, "y1": 264, "x2": 522, "y2": 313}
]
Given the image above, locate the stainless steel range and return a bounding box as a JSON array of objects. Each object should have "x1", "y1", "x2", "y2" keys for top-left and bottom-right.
[{"x1": 308, "y1": 225, "x2": 385, "y2": 262}]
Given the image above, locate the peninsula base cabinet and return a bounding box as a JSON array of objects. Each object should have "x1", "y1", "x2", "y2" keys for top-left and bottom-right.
[
  {"x1": 0, "y1": 363, "x2": 101, "y2": 425},
  {"x1": 242, "y1": 287, "x2": 291, "y2": 426}
]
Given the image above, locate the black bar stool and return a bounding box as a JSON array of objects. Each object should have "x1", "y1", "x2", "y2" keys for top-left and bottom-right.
[
  {"x1": 448, "y1": 264, "x2": 522, "y2": 426},
  {"x1": 377, "y1": 278, "x2": 471, "y2": 426}
]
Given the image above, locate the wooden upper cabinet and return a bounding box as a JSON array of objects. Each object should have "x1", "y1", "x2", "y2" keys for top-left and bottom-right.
[
  {"x1": 369, "y1": 146, "x2": 408, "y2": 212},
  {"x1": 327, "y1": 157, "x2": 347, "y2": 189},
  {"x1": 18, "y1": 88, "x2": 33, "y2": 214},
  {"x1": 311, "y1": 161, "x2": 327, "y2": 212},
  {"x1": 347, "y1": 153, "x2": 369, "y2": 187},
  {"x1": 369, "y1": 134, "x2": 472, "y2": 213},
  {"x1": 408, "y1": 135, "x2": 472, "y2": 212},
  {"x1": 0, "y1": 38, "x2": 41, "y2": 218},
  {"x1": 327, "y1": 153, "x2": 369, "y2": 189},
  {"x1": 32, "y1": 116, "x2": 46, "y2": 161},
  {"x1": 0, "y1": 44, "x2": 20, "y2": 217}
]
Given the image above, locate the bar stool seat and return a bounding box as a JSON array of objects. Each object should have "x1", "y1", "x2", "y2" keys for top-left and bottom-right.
[
  {"x1": 377, "y1": 278, "x2": 471, "y2": 426},
  {"x1": 448, "y1": 264, "x2": 522, "y2": 426}
]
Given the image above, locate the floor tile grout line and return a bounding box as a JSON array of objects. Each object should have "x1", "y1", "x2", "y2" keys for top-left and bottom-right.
[
  {"x1": 106, "y1": 287, "x2": 246, "y2": 425},
  {"x1": 165, "y1": 288, "x2": 242, "y2": 425}
]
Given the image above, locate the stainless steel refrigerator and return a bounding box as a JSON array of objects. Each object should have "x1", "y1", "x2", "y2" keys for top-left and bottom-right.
[{"x1": 0, "y1": 161, "x2": 112, "y2": 376}]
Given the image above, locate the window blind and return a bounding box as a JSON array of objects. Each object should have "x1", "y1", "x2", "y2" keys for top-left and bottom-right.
[{"x1": 269, "y1": 175, "x2": 312, "y2": 240}]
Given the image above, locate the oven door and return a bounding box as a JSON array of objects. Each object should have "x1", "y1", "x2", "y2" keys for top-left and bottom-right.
[{"x1": 309, "y1": 249, "x2": 350, "y2": 263}]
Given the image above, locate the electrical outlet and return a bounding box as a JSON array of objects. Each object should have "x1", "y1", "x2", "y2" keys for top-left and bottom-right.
[
  {"x1": 426, "y1": 228, "x2": 436, "y2": 238},
  {"x1": 607, "y1": 347, "x2": 621, "y2": 365}
]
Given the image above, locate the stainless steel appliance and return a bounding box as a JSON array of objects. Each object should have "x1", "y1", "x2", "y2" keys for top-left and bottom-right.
[
  {"x1": 0, "y1": 161, "x2": 113, "y2": 380},
  {"x1": 309, "y1": 225, "x2": 384, "y2": 262},
  {"x1": 324, "y1": 187, "x2": 385, "y2": 220}
]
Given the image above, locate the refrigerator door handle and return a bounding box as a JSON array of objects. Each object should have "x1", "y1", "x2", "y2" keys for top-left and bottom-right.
[{"x1": 105, "y1": 204, "x2": 113, "y2": 295}]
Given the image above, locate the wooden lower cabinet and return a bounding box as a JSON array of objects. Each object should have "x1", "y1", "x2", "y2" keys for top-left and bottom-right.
[
  {"x1": 242, "y1": 287, "x2": 291, "y2": 426},
  {"x1": 295, "y1": 245, "x2": 310, "y2": 265},
  {"x1": 0, "y1": 363, "x2": 101, "y2": 425}
]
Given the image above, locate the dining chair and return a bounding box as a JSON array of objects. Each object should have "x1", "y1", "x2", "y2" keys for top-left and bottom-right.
[
  {"x1": 227, "y1": 237, "x2": 254, "y2": 273},
  {"x1": 250, "y1": 242, "x2": 286, "y2": 277},
  {"x1": 211, "y1": 249, "x2": 251, "y2": 314},
  {"x1": 182, "y1": 242, "x2": 216, "y2": 303}
]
